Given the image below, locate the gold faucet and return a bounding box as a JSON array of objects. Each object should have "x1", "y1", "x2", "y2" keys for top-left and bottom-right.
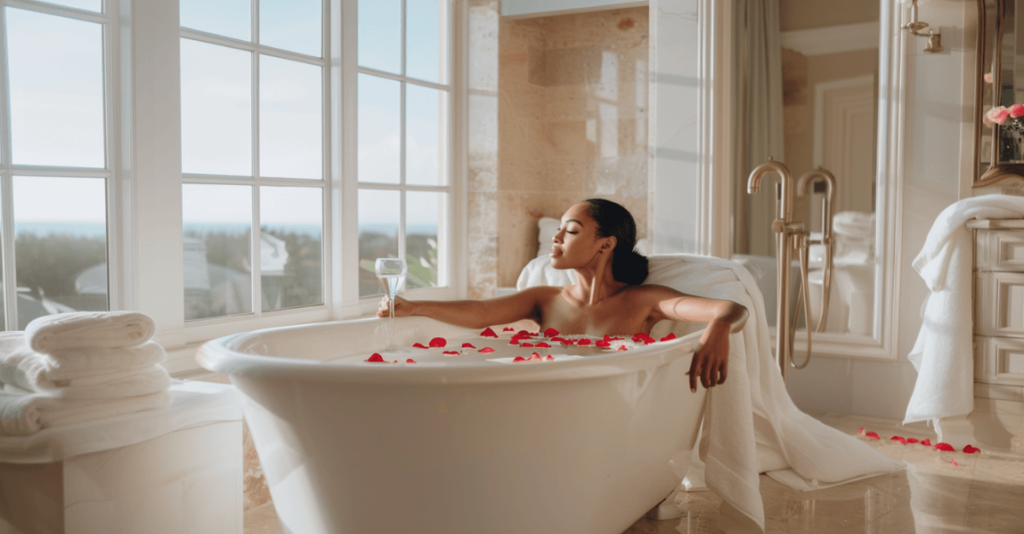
[{"x1": 746, "y1": 157, "x2": 835, "y2": 380}]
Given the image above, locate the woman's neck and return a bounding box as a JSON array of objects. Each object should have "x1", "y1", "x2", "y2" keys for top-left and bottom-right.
[{"x1": 574, "y1": 253, "x2": 627, "y2": 305}]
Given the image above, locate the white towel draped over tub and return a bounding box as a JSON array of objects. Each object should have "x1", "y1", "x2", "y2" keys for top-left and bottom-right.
[
  {"x1": 906, "y1": 195, "x2": 1024, "y2": 424},
  {"x1": 517, "y1": 253, "x2": 903, "y2": 533}
]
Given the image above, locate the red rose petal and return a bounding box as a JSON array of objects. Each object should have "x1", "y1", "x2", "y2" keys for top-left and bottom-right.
[
  {"x1": 921, "y1": 439, "x2": 932, "y2": 447},
  {"x1": 534, "y1": 342, "x2": 550, "y2": 348},
  {"x1": 413, "y1": 342, "x2": 429, "y2": 349},
  {"x1": 503, "y1": 327, "x2": 514, "y2": 332},
  {"x1": 443, "y1": 351, "x2": 459, "y2": 355},
  {"x1": 577, "y1": 339, "x2": 592, "y2": 346},
  {"x1": 858, "y1": 427, "x2": 865, "y2": 436},
  {"x1": 529, "y1": 352, "x2": 543, "y2": 361},
  {"x1": 660, "y1": 333, "x2": 677, "y2": 342},
  {"x1": 480, "y1": 347, "x2": 496, "y2": 353},
  {"x1": 550, "y1": 336, "x2": 567, "y2": 343},
  {"x1": 481, "y1": 327, "x2": 499, "y2": 338},
  {"x1": 891, "y1": 436, "x2": 907, "y2": 444},
  {"x1": 509, "y1": 339, "x2": 520, "y2": 345},
  {"x1": 616, "y1": 345, "x2": 628, "y2": 351},
  {"x1": 963, "y1": 444, "x2": 981, "y2": 454},
  {"x1": 521, "y1": 343, "x2": 534, "y2": 348},
  {"x1": 934, "y1": 442, "x2": 955, "y2": 452},
  {"x1": 906, "y1": 438, "x2": 919, "y2": 444},
  {"x1": 950, "y1": 460, "x2": 958, "y2": 467},
  {"x1": 428, "y1": 337, "x2": 447, "y2": 348},
  {"x1": 545, "y1": 355, "x2": 555, "y2": 361},
  {"x1": 512, "y1": 356, "x2": 526, "y2": 362},
  {"x1": 865, "y1": 431, "x2": 881, "y2": 440},
  {"x1": 365, "y1": 353, "x2": 385, "y2": 362},
  {"x1": 517, "y1": 330, "x2": 530, "y2": 337},
  {"x1": 529, "y1": 332, "x2": 539, "y2": 337},
  {"x1": 462, "y1": 342, "x2": 477, "y2": 349},
  {"x1": 406, "y1": 358, "x2": 417, "y2": 364},
  {"x1": 543, "y1": 327, "x2": 560, "y2": 337},
  {"x1": 595, "y1": 340, "x2": 611, "y2": 348},
  {"x1": 632, "y1": 333, "x2": 656, "y2": 344}
]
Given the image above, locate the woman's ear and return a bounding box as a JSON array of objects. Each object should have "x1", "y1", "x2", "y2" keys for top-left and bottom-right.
[{"x1": 601, "y1": 235, "x2": 617, "y2": 252}]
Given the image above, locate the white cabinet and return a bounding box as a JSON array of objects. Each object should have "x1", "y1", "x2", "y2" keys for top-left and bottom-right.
[{"x1": 972, "y1": 222, "x2": 1024, "y2": 386}]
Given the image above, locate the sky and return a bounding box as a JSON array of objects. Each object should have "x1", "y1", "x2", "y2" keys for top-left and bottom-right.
[{"x1": 6, "y1": 0, "x2": 448, "y2": 227}]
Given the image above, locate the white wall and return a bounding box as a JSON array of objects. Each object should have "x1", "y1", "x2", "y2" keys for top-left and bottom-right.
[
  {"x1": 501, "y1": 0, "x2": 646, "y2": 19},
  {"x1": 786, "y1": 2, "x2": 970, "y2": 419}
]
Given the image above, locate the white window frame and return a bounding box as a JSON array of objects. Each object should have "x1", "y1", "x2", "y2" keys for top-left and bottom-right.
[
  {"x1": 178, "y1": 1, "x2": 333, "y2": 331},
  {"x1": 0, "y1": 0, "x2": 123, "y2": 330},
  {"x1": 340, "y1": 0, "x2": 466, "y2": 316},
  {"x1": 123, "y1": 0, "x2": 466, "y2": 375}
]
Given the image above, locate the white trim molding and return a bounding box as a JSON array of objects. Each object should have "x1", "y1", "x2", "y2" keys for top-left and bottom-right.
[{"x1": 781, "y1": 21, "x2": 880, "y2": 57}]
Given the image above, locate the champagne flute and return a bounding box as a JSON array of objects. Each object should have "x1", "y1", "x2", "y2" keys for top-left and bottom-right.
[{"x1": 375, "y1": 258, "x2": 407, "y2": 350}]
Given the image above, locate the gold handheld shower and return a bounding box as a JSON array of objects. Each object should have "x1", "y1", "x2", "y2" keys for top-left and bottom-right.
[{"x1": 746, "y1": 158, "x2": 836, "y2": 380}]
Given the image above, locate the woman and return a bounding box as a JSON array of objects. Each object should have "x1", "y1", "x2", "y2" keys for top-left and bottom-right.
[{"x1": 379, "y1": 199, "x2": 747, "y2": 392}]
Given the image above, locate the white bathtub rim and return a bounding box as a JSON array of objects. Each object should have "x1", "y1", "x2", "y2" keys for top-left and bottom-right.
[{"x1": 197, "y1": 319, "x2": 703, "y2": 385}]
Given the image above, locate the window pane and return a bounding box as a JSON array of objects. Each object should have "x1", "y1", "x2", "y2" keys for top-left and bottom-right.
[
  {"x1": 406, "y1": 0, "x2": 446, "y2": 84},
  {"x1": 406, "y1": 191, "x2": 444, "y2": 289},
  {"x1": 358, "y1": 74, "x2": 400, "y2": 184},
  {"x1": 7, "y1": 9, "x2": 105, "y2": 168},
  {"x1": 260, "y1": 0, "x2": 322, "y2": 57},
  {"x1": 260, "y1": 56, "x2": 322, "y2": 179},
  {"x1": 406, "y1": 84, "x2": 446, "y2": 186},
  {"x1": 180, "y1": 0, "x2": 250, "y2": 41},
  {"x1": 33, "y1": 0, "x2": 101, "y2": 12},
  {"x1": 358, "y1": 0, "x2": 401, "y2": 73},
  {"x1": 181, "y1": 39, "x2": 252, "y2": 176},
  {"x1": 358, "y1": 189, "x2": 399, "y2": 297},
  {"x1": 183, "y1": 184, "x2": 253, "y2": 321},
  {"x1": 260, "y1": 186, "x2": 323, "y2": 311},
  {"x1": 14, "y1": 177, "x2": 107, "y2": 330}
]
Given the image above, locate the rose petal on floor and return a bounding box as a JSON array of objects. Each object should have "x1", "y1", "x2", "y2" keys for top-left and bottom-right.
[
  {"x1": 963, "y1": 444, "x2": 981, "y2": 454},
  {"x1": 934, "y1": 442, "x2": 955, "y2": 452},
  {"x1": 865, "y1": 431, "x2": 880, "y2": 440},
  {"x1": 858, "y1": 427, "x2": 865, "y2": 436},
  {"x1": 365, "y1": 353, "x2": 385, "y2": 363},
  {"x1": 921, "y1": 439, "x2": 932, "y2": 446},
  {"x1": 906, "y1": 438, "x2": 919, "y2": 444},
  {"x1": 891, "y1": 436, "x2": 907, "y2": 444}
]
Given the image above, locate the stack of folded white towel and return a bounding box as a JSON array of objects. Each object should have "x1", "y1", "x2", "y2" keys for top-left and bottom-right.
[{"x1": 0, "y1": 311, "x2": 172, "y2": 435}]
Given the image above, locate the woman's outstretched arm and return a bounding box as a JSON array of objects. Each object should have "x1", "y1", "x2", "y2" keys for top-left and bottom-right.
[
  {"x1": 644, "y1": 286, "x2": 749, "y2": 392},
  {"x1": 377, "y1": 286, "x2": 559, "y2": 330}
]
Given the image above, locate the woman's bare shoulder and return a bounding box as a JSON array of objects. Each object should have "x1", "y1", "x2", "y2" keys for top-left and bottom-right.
[{"x1": 621, "y1": 283, "x2": 686, "y2": 300}]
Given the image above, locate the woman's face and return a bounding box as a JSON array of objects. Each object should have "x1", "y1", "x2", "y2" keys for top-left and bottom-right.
[{"x1": 549, "y1": 203, "x2": 614, "y2": 269}]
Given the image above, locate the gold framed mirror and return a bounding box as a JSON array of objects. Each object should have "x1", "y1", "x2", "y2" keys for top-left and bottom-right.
[{"x1": 975, "y1": 0, "x2": 1024, "y2": 186}]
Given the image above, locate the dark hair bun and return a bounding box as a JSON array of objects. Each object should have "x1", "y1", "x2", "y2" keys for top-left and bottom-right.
[{"x1": 612, "y1": 249, "x2": 649, "y2": 286}]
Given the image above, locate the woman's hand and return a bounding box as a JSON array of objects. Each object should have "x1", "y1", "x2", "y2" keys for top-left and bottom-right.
[
  {"x1": 377, "y1": 295, "x2": 414, "y2": 318},
  {"x1": 688, "y1": 320, "x2": 730, "y2": 392}
]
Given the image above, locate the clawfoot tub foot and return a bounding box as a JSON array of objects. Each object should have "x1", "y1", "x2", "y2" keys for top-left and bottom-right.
[{"x1": 644, "y1": 485, "x2": 683, "y2": 520}]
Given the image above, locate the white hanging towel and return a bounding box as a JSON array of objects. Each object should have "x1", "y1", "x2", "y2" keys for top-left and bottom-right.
[
  {"x1": 906, "y1": 194, "x2": 1024, "y2": 424},
  {"x1": 25, "y1": 311, "x2": 157, "y2": 353}
]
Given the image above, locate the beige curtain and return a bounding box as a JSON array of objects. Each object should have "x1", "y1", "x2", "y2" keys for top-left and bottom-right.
[{"x1": 732, "y1": 0, "x2": 784, "y2": 257}]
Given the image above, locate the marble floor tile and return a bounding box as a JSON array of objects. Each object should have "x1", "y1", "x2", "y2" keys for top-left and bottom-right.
[{"x1": 242, "y1": 414, "x2": 1024, "y2": 534}]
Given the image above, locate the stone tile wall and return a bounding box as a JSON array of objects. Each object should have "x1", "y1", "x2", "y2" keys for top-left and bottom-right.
[{"x1": 468, "y1": 4, "x2": 649, "y2": 295}]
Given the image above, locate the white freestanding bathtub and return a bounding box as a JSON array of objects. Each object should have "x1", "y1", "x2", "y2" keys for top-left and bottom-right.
[{"x1": 198, "y1": 316, "x2": 707, "y2": 534}]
